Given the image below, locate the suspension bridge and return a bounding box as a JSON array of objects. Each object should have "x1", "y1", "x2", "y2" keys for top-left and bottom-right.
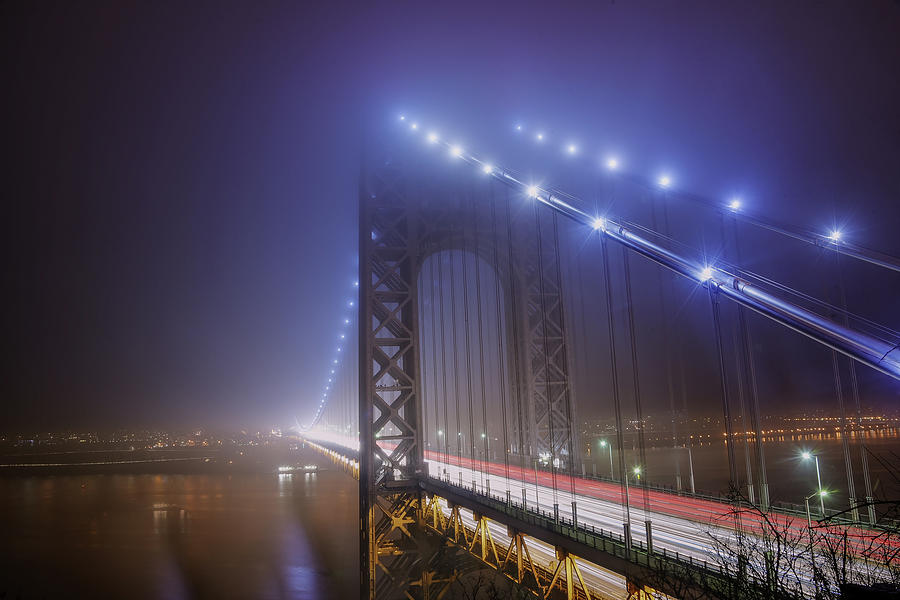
[{"x1": 296, "y1": 116, "x2": 900, "y2": 599}]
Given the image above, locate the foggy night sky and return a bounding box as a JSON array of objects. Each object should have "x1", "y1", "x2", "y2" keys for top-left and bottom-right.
[{"x1": 4, "y1": 1, "x2": 899, "y2": 431}]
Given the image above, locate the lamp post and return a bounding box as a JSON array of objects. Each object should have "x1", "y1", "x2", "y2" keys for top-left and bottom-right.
[
  {"x1": 804, "y1": 490, "x2": 827, "y2": 598},
  {"x1": 801, "y1": 451, "x2": 825, "y2": 515},
  {"x1": 600, "y1": 439, "x2": 614, "y2": 479}
]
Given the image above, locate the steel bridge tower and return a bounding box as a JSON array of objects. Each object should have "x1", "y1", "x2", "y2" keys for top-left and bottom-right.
[{"x1": 358, "y1": 148, "x2": 578, "y2": 598}]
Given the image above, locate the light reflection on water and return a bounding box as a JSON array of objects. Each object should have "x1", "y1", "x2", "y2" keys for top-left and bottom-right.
[{"x1": 0, "y1": 450, "x2": 356, "y2": 599}]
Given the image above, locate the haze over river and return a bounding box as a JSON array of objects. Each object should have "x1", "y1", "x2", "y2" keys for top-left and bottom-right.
[{"x1": 0, "y1": 447, "x2": 357, "y2": 600}]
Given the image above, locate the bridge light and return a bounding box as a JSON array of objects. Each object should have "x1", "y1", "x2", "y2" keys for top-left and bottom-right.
[
  {"x1": 599, "y1": 440, "x2": 607, "y2": 447},
  {"x1": 728, "y1": 198, "x2": 742, "y2": 211},
  {"x1": 567, "y1": 144, "x2": 578, "y2": 155},
  {"x1": 450, "y1": 145, "x2": 463, "y2": 158},
  {"x1": 527, "y1": 185, "x2": 539, "y2": 198},
  {"x1": 427, "y1": 132, "x2": 439, "y2": 144},
  {"x1": 633, "y1": 466, "x2": 642, "y2": 476},
  {"x1": 515, "y1": 124, "x2": 522, "y2": 131},
  {"x1": 827, "y1": 229, "x2": 842, "y2": 242},
  {"x1": 482, "y1": 164, "x2": 493, "y2": 174},
  {"x1": 700, "y1": 266, "x2": 714, "y2": 281},
  {"x1": 344, "y1": 319, "x2": 349, "y2": 324},
  {"x1": 801, "y1": 451, "x2": 812, "y2": 460},
  {"x1": 658, "y1": 174, "x2": 672, "y2": 188},
  {"x1": 399, "y1": 115, "x2": 405, "y2": 121},
  {"x1": 437, "y1": 430, "x2": 443, "y2": 435},
  {"x1": 536, "y1": 132, "x2": 544, "y2": 142},
  {"x1": 592, "y1": 217, "x2": 606, "y2": 231},
  {"x1": 410, "y1": 122, "x2": 418, "y2": 130},
  {"x1": 606, "y1": 157, "x2": 619, "y2": 170}
]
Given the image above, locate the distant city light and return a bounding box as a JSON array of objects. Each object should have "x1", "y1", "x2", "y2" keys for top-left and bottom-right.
[
  {"x1": 450, "y1": 145, "x2": 463, "y2": 158},
  {"x1": 527, "y1": 185, "x2": 539, "y2": 198},
  {"x1": 592, "y1": 217, "x2": 606, "y2": 231},
  {"x1": 700, "y1": 266, "x2": 714, "y2": 281},
  {"x1": 427, "y1": 132, "x2": 438, "y2": 143},
  {"x1": 606, "y1": 157, "x2": 619, "y2": 170},
  {"x1": 658, "y1": 174, "x2": 672, "y2": 188},
  {"x1": 729, "y1": 198, "x2": 742, "y2": 210},
  {"x1": 482, "y1": 164, "x2": 493, "y2": 174}
]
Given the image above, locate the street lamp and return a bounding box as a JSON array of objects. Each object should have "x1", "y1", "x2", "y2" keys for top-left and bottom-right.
[
  {"x1": 599, "y1": 440, "x2": 614, "y2": 479},
  {"x1": 801, "y1": 450, "x2": 825, "y2": 515},
  {"x1": 805, "y1": 490, "x2": 828, "y2": 529}
]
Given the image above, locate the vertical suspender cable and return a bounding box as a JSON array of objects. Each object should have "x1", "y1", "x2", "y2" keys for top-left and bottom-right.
[
  {"x1": 429, "y1": 258, "x2": 441, "y2": 460},
  {"x1": 438, "y1": 243, "x2": 451, "y2": 470},
  {"x1": 473, "y1": 186, "x2": 490, "y2": 492},
  {"x1": 461, "y1": 187, "x2": 477, "y2": 484},
  {"x1": 504, "y1": 187, "x2": 527, "y2": 503},
  {"x1": 491, "y1": 182, "x2": 512, "y2": 501},
  {"x1": 535, "y1": 202, "x2": 560, "y2": 514},
  {"x1": 822, "y1": 250, "x2": 858, "y2": 521},
  {"x1": 419, "y1": 258, "x2": 429, "y2": 455},
  {"x1": 622, "y1": 247, "x2": 652, "y2": 528},
  {"x1": 836, "y1": 250, "x2": 875, "y2": 523},
  {"x1": 601, "y1": 235, "x2": 633, "y2": 549},
  {"x1": 448, "y1": 215, "x2": 463, "y2": 468},
  {"x1": 730, "y1": 216, "x2": 770, "y2": 511},
  {"x1": 720, "y1": 213, "x2": 756, "y2": 505},
  {"x1": 709, "y1": 286, "x2": 739, "y2": 496},
  {"x1": 732, "y1": 330, "x2": 756, "y2": 504},
  {"x1": 550, "y1": 213, "x2": 579, "y2": 518}
]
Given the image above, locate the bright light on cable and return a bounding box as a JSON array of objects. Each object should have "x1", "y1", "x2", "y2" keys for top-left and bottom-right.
[
  {"x1": 592, "y1": 217, "x2": 606, "y2": 231},
  {"x1": 828, "y1": 229, "x2": 842, "y2": 242},
  {"x1": 527, "y1": 185, "x2": 539, "y2": 198},
  {"x1": 482, "y1": 164, "x2": 493, "y2": 174},
  {"x1": 427, "y1": 132, "x2": 438, "y2": 144},
  {"x1": 450, "y1": 145, "x2": 463, "y2": 158},
  {"x1": 729, "y1": 198, "x2": 742, "y2": 211},
  {"x1": 658, "y1": 175, "x2": 672, "y2": 188},
  {"x1": 567, "y1": 144, "x2": 577, "y2": 155},
  {"x1": 606, "y1": 157, "x2": 619, "y2": 170},
  {"x1": 700, "y1": 266, "x2": 714, "y2": 281}
]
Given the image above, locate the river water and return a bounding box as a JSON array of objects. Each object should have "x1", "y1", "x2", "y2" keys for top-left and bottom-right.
[
  {"x1": 0, "y1": 447, "x2": 357, "y2": 600},
  {"x1": 2, "y1": 434, "x2": 897, "y2": 599}
]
